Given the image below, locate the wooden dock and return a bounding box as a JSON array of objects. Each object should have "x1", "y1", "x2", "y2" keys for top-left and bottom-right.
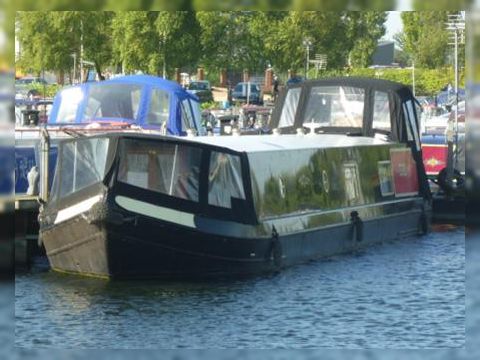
[{"x1": 1, "y1": 195, "x2": 43, "y2": 270}]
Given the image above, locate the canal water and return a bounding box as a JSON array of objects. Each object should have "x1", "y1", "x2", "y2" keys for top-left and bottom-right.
[{"x1": 13, "y1": 226, "x2": 466, "y2": 352}]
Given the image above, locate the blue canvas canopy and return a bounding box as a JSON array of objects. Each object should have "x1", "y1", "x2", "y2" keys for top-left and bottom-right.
[{"x1": 48, "y1": 75, "x2": 203, "y2": 136}]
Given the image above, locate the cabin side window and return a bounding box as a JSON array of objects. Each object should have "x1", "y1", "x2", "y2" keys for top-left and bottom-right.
[
  {"x1": 278, "y1": 88, "x2": 301, "y2": 127},
  {"x1": 55, "y1": 138, "x2": 110, "y2": 199},
  {"x1": 403, "y1": 100, "x2": 420, "y2": 150},
  {"x1": 118, "y1": 140, "x2": 202, "y2": 202},
  {"x1": 208, "y1": 151, "x2": 246, "y2": 208},
  {"x1": 372, "y1": 91, "x2": 391, "y2": 132},
  {"x1": 303, "y1": 86, "x2": 365, "y2": 128},
  {"x1": 56, "y1": 87, "x2": 84, "y2": 123},
  {"x1": 180, "y1": 99, "x2": 196, "y2": 132},
  {"x1": 83, "y1": 83, "x2": 143, "y2": 122},
  {"x1": 147, "y1": 89, "x2": 170, "y2": 126}
]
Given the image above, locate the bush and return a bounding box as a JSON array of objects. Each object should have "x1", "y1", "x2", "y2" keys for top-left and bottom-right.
[
  {"x1": 26, "y1": 83, "x2": 63, "y2": 98},
  {"x1": 201, "y1": 101, "x2": 219, "y2": 110}
]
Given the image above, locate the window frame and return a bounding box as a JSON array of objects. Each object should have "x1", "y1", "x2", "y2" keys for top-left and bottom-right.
[{"x1": 113, "y1": 138, "x2": 257, "y2": 224}]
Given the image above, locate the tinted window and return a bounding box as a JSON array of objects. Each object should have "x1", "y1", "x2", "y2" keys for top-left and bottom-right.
[
  {"x1": 147, "y1": 89, "x2": 170, "y2": 126},
  {"x1": 118, "y1": 140, "x2": 202, "y2": 202},
  {"x1": 208, "y1": 152, "x2": 245, "y2": 208}
]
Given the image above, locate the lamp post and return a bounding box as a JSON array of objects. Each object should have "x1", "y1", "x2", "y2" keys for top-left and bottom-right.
[
  {"x1": 160, "y1": 31, "x2": 167, "y2": 79},
  {"x1": 302, "y1": 38, "x2": 312, "y2": 80},
  {"x1": 71, "y1": 53, "x2": 77, "y2": 84},
  {"x1": 445, "y1": 13, "x2": 465, "y2": 188}
]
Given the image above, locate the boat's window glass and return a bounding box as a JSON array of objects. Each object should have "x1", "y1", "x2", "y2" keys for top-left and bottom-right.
[
  {"x1": 278, "y1": 87, "x2": 301, "y2": 127},
  {"x1": 118, "y1": 140, "x2": 202, "y2": 202},
  {"x1": 57, "y1": 138, "x2": 109, "y2": 198},
  {"x1": 147, "y1": 89, "x2": 170, "y2": 125},
  {"x1": 190, "y1": 100, "x2": 205, "y2": 135},
  {"x1": 372, "y1": 91, "x2": 391, "y2": 131},
  {"x1": 208, "y1": 151, "x2": 245, "y2": 208},
  {"x1": 303, "y1": 86, "x2": 365, "y2": 128},
  {"x1": 56, "y1": 87, "x2": 84, "y2": 123},
  {"x1": 402, "y1": 103, "x2": 414, "y2": 141},
  {"x1": 180, "y1": 99, "x2": 195, "y2": 131},
  {"x1": 403, "y1": 101, "x2": 420, "y2": 150},
  {"x1": 83, "y1": 83, "x2": 142, "y2": 122}
]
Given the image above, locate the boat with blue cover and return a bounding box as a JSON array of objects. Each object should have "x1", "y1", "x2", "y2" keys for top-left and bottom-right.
[{"x1": 14, "y1": 75, "x2": 204, "y2": 197}]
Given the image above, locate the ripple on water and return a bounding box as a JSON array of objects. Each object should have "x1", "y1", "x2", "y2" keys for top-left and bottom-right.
[{"x1": 14, "y1": 227, "x2": 466, "y2": 350}]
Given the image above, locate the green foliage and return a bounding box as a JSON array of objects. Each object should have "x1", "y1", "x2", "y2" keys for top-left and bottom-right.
[
  {"x1": 398, "y1": 11, "x2": 464, "y2": 69},
  {"x1": 347, "y1": 12, "x2": 387, "y2": 68},
  {"x1": 111, "y1": 11, "x2": 160, "y2": 74},
  {"x1": 16, "y1": 12, "x2": 114, "y2": 79},
  {"x1": 200, "y1": 101, "x2": 218, "y2": 110},
  {"x1": 197, "y1": 12, "x2": 270, "y2": 73},
  {"x1": 26, "y1": 83, "x2": 63, "y2": 98}
]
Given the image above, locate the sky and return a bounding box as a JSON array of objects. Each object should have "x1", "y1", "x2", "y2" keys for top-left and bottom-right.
[{"x1": 384, "y1": 11, "x2": 403, "y2": 42}]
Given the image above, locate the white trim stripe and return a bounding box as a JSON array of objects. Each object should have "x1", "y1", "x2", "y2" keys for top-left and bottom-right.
[
  {"x1": 115, "y1": 196, "x2": 196, "y2": 228},
  {"x1": 54, "y1": 195, "x2": 103, "y2": 225}
]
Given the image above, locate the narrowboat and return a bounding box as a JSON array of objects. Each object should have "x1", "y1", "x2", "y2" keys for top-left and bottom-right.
[
  {"x1": 14, "y1": 75, "x2": 204, "y2": 196},
  {"x1": 39, "y1": 78, "x2": 431, "y2": 279}
]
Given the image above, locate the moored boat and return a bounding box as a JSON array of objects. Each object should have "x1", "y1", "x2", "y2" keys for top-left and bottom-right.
[
  {"x1": 39, "y1": 77, "x2": 431, "y2": 279},
  {"x1": 14, "y1": 75, "x2": 204, "y2": 197}
]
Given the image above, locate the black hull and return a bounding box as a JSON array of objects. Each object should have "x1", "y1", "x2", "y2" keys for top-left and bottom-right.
[{"x1": 41, "y1": 206, "x2": 425, "y2": 280}]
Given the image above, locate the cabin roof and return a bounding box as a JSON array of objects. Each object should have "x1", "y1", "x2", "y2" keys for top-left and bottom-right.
[
  {"x1": 183, "y1": 134, "x2": 391, "y2": 153},
  {"x1": 287, "y1": 77, "x2": 412, "y2": 94},
  {"x1": 89, "y1": 132, "x2": 393, "y2": 154}
]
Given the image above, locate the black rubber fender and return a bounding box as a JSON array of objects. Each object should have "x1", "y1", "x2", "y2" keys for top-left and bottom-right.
[{"x1": 269, "y1": 226, "x2": 283, "y2": 268}]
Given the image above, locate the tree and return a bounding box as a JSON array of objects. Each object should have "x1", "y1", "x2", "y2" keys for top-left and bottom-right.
[
  {"x1": 399, "y1": 11, "x2": 453, "y2": 69},
  {"x1": 347, "y1": 11, "x2": 387, "y2": 68},
  {"x1": 264, "y1": 12, "x2": 355, "y2": 73},
  {"x1": 16, "y1": 12, "x2": 114, "y2": 81},
  {"x1": 155, "y1": 11, "x2": 201, "y2": 74},
  {"x1": 111, "y1": 11, "x2": 160, "y2": 74},
  {"x1": 197, "y1": 11, "x2": 265, "y2": 73}
]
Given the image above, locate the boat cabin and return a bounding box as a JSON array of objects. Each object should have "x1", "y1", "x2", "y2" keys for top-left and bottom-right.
[
  {"x1": 48, "y1": 75, "x2": 204, "y2": 135},
  {"x1": 45, "y1": 131, "x2": 428, "y2": 230},
  {"x1": 270, "y1": 77, "x2": 429, "y2": 197}
]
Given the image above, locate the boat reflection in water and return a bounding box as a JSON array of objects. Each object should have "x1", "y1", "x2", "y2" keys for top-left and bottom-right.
[{"x1": 39, "y1": 78, "x2": 431, "y2": 279}]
